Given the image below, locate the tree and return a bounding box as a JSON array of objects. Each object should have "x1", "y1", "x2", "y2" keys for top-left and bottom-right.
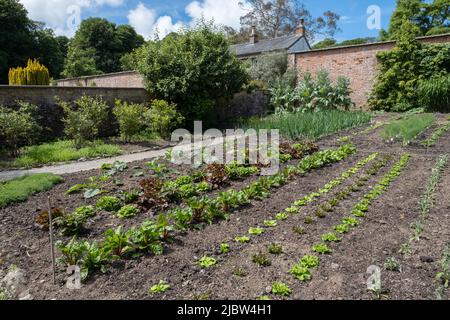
[
  {"x1": 0, "y1": 0, "x2": 36, "y2": 83},
  {"x1": 63, "y1": 18, "x2": 144, "y2": 77},
  {"x1": 0, "y1": 0, "x2": 70, "y2": 82},
  {"x1": 312, "y1": 38, "x2": 337, "y2": 49},
  {"x1": 135, "y1": 21, "x2": 249, "y2": 122},
  {"x1": 382, "y1": 0, "x2": 450, "y2": 40},
  {"x1": 239, "y1": 0, "x2": 340, "y2": 42}
]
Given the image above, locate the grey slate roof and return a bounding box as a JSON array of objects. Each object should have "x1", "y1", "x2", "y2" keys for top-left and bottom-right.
[{"x1": 230, "y1": 34, "x2": 308, "y2": 57}]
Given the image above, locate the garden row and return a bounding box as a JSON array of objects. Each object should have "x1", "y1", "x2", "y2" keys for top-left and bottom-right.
[{"x1": 54, "y1": 143, "x2": 358, "y2": 282}]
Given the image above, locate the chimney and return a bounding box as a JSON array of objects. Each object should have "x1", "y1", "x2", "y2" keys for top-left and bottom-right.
[
  {"x1": 296, "y1": 19, "x2": 306, "y2": 37},
  {"x1": 249, "y1": 25, "x2": 258, "y2": 44}
]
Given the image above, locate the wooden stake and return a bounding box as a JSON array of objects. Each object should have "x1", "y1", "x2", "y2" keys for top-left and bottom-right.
[{"x1": 47, "y1": 196, "x2": 56, "y2": 285}]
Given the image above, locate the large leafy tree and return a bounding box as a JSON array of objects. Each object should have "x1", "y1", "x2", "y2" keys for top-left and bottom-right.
[
  {"x1": 0, "y1": 0, "x2": 35, "y2": 83},
  {"x1": 63, "y1": 18, "x2": 144, "y2": 78},
  {"x1": 382, "y1": 0, "x2": 450, "y2": 39},
  {"x1": 239, "y1": 0, "x2": 340, "y2": 42},
  {"x1": 0, "y1": 0, "x2": 69, "y2": 83},
  {"x1": 135, "y1": 22, "x2": 249, "y2": 122}
]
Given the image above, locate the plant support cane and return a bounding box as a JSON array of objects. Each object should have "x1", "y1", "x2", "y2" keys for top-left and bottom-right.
[{"x1": 47, "y1": 196, "x2": 56, "y2": 285}]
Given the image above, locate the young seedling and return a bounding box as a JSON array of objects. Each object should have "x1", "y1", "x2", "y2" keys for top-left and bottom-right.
[
  {"x1": 235, "y1": 236, "x2": 251, "y2": 244},
  {"x1": 198, "y1": 256, "x2": 217, "y2": 268},
  {"x1": 292, "y1": 226, "x2": 305, "y2": 235},
  {"x1": 149, "y1": 280, "x2": 170, "y2": 295},
  {"x1": 232, "y1": 267, "x2": 248, "y2": 277},
  {"x1": 304, "y1": 216, "x2": 315, "y2": 224},
  {"x1": 252, "y1": 253, "x2": 271, "y2": 267},
  {"x1": 334, "y1": 224, "x2": 349, "y2": 234},
  {"x1": 276, "y1": 212, "x2": 289, "y2": 221},
  {"x1": 285, "y1": 206, "x2": 299, "y2": 214},
  {"x1": 271, "y1": 282, "x2": 292, "y2": 297},
  {"x1": 248, "y1": 227, "x2": 265, "y2": 236},
  {"x1": 268, "y1": 243, "x2": 283, "y2": 255},
  {"x1": 264, "y1": 220, "x2": 277, "y2": 227},
  {"x1": 219, "y1": 243, "x2": 230, "y2": 254},
  {"x1": 312, "y1": 243, "x2": 332, "y2": 255},
  {"x1": 300, "y1": 255, "x2": 320, "y2": 268},
  {"x1": 342, "y1": 217, "x2": 360, "y2": 227},
  {"x1": 290, "y1": 263, "x2": 312, "y2": 282},
  {"x1": 384, "y1": 257, "x2": 401, "y2": 272},
  {"x1": 321, "y1": 232, "x2": 341, "y2": 243}
]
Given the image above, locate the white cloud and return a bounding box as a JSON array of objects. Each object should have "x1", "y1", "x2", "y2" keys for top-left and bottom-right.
[
  {"x1": 186, "y1": 0, "x2": 250, "y2": 29},
  {"x1": 154, "y1": 16, "x2": 184, "y2": 39},
  {"x1": 127, "y1": 3, "x2": 183, "y2": 40},
  {"x1": 20, "y1": 0, "x2": 124, "y2": 37},
  {"x1": 127, "y1": 3, "x2": 157, "y2": 39}
]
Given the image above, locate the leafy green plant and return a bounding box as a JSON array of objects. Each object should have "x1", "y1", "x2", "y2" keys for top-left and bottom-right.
[
  {"x1": 57, "y1": 95, "x2": 109, "y2": 148},
  {"x1": 117, "y1": 205, "x2": 139, "y2": 219},
  {"x1": 248, "y1": 227, "x2": 265, "y2": 236},
  {"x1": 113, "y1": 100, "x2": 147, "y2": 141},
  {"x1": 312, "y1": 243, "x2": 332, "y2": 254},
  {"x1": 198, "y1": 256, "x2": 217, "y2": 268},
  {"x1": 96, "y1": 196, "x2": 122, "y2": 212},
  {"x1": 235, "y1": 236, "x2": 250, "y2": 244},
  {"x1": 290, "y1": 263, "x2": 312, "y2": 282},
  {"x1": 225, "y1": 162, "x2": 259, "y2": 180},
  {"x1": 292, "y1": 226, "x2": 305, "y2": 235},
  {"x1": 321, "y1": 233, "x2": 341, "y2": 243},
  {"x1": 342, "y1": 217, "x2": 360, "y2": 227},
  {"x1": 55, "y1": 212, "x2": 88, "y2": 236},
  {"x1": 268, "y1": 243, "x2": 283, "y2": 255},
  {"x1": 130, "y1": 220, "x2": 164, "y2": 255},
  {"x1": 264, "y1": 220, "x2": 277, "y2": 227},
  {"x1": 334, "y1": 224, "x2": 349, "y2": 234},
  {"x1": 0, "y1": 102, "x2": 40, "y2": 155},
  {"x1": 271, "y1": 282, "x2": 291, "y2": 297},
  {"x1": 102, "y1": 226, "x2": 134, "y2": 259},
  {"x1": 144, "y1": 99, "x2": 184, "y2": 139},
  {"x1": 252, "y1": 253, "x2": 271, "y2": 267},
  {"x1": 384, "y1": 257, "x2": 401, "y2": 272},
  {"x1": 300, "y1": 255, "x2": 320, "y2": 268},
  {"x1": 149, "y1": 280, "x2": 171, "y2": 295},
  {"x1": 232, "y1": 267, "x2": 247, "y2": 277},
  {"x1": 57, "y1": 238, "x2": 108, "y2": 280},
  {"x1": 276, "y1": 212, "x2": 289, "y2": 221},
  {"x1": 220, "y1": 243, "x2": 230, "y2": 254}
]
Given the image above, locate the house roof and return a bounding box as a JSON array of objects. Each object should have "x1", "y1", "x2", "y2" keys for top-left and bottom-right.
[{"x1": 230, "y1": 34, "x2": 305, "y2": 57}]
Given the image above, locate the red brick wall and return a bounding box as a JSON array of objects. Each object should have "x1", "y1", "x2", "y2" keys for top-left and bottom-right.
[
  {"x1": 291, "y1": 34, "x2": 450, "y2": 109},
  {"x1": 55, "y1": 71, "x2": 144, "y2": 88}
]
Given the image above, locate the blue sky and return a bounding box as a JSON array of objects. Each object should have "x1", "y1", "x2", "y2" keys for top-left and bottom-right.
[{"x1": 20, "y1": 0, "x2": 398, "y2": 42}]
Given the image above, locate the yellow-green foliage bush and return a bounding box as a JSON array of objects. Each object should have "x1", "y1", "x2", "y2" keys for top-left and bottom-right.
[{"x1": 8, "y1": 59, "x2": 50, "y2": 85}]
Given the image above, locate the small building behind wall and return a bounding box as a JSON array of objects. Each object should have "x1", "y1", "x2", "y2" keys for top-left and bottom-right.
[{"x1": 230, "y1": 20, "x2": 311, "y2": 66}]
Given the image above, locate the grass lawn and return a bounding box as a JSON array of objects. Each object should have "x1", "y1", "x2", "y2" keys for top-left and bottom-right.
[
  {"x1": 238, "y1": 109, "x2": 372, "y2": 140},
  {"x1": 382, "y1": 113, "x2": 435, "y2": 145},
  {"x1": 0, "y1": 173, "x2": 63, "y2": 208},
  {"x1": 9, "y1": 140, "x2": 122, "y2": 168}
]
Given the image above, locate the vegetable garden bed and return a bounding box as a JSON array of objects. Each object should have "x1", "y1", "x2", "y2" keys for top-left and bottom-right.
[{"x1": 1, "y1": 113, "x2": 450, "y2": 300}]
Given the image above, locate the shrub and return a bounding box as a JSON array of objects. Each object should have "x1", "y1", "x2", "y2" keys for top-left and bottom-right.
[
  {"x1": 144, "y1": 99, "x2": 184, "y2": 139},
  {"x1": 9, "y1": 59, "x2": 50, "y2": 85},
  {"x1": 369, "y1": 20, "x2": 450, "y2": 111},
  {"x1": 417, "y1": 74, "x2": 450, "y2": 112},
  {"x1": 0, "y1": 102, "x2": 41, "y2": 155},
  {"x1": 248, "y1": 52, "x2": 291, "y2": 87},
  {"x1": 113, "y1": 100, "x2": 147, "y2": 141},
  {"x1": 58, "y1": 95, "x2": 109, "y2": 148},
  {"x1": 135, "y1": 21, "x2": 248, "y2": 121}
]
